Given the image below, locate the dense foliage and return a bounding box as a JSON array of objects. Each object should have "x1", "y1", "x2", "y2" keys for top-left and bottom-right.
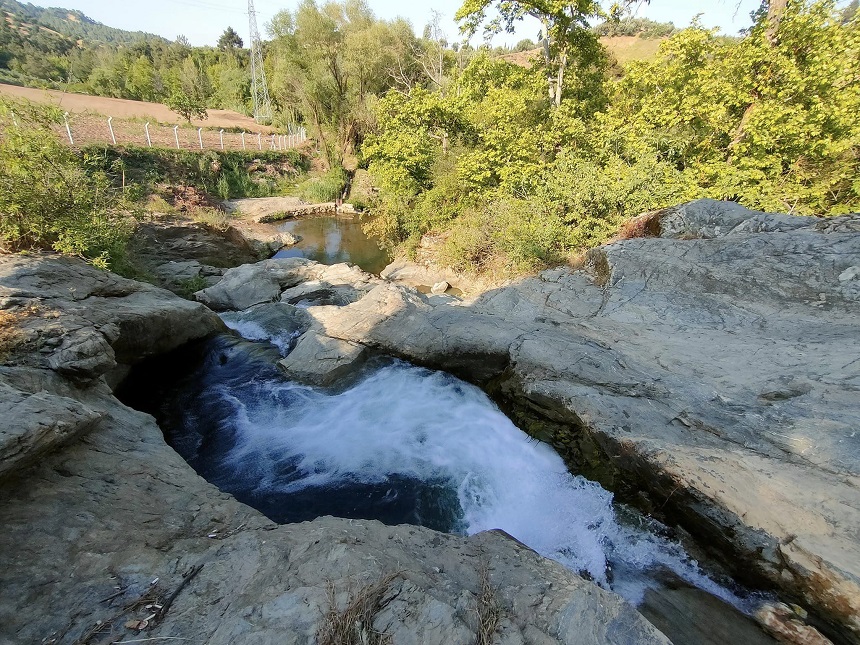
[
  {"x1": 361, "y1": 0, "x2": 860, "y2": 275},
  {"x1": 1, "y1": 0, "x2": 857, "y2": 277}
]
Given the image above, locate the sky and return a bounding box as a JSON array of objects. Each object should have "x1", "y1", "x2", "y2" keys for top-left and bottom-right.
[{"x1": 26, "y1": 0, "x2": 763, "y2": 47}]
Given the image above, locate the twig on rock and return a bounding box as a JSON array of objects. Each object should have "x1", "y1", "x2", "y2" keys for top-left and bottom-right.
[{"x1": 155, "y1": 564, "x2": 204, "y2": 622}]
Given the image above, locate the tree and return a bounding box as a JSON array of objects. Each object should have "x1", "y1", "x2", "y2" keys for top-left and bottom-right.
[
  {"x1": 217, "y1": 26, "x2": 244, "y2": 50},
  {"x1": 456, "y1": 0, "x2": 603, "y2": 107},
  {"x1": 267, "y1": 0, "x2": 418, "y2": 166},
  {"x1": 165, "y1": 88, "x2": 208, "y2": 122}
]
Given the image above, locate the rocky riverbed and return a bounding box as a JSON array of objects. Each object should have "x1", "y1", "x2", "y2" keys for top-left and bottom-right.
[
  {"x1": 194, "y1": 199, "x2": 860, "y2": 643},
  {"x1": 1, "y1": 199, "x2": 858, "y2": 644}
]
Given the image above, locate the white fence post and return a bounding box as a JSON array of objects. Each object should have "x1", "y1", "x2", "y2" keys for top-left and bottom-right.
[
  {"x1": 220, "y1": 129, "x2": 224, "y2": 150},
  {"x1": 173, "y1": 125, "x2": 180, "y2": 149},
  {"x1": 257, "y1": 133, "x2": 262, "y2": 150},
  {"x1": 144, "y1": 122, "x2": 152, "y2": 148},
  {"x1": 63, "y1": 112, "x2": 74, "y2": 145},
  {"x1": 241, "y1": 132, "x2": 246, "y2": 150},
  {"x1": 270, "y1": 134, "x2": 276, "y2": 150},
  {"x1": 10, "y1": 110, "x2": 17, "y2": 126},
  {"x1": 107, "y1": 116, "x2": 116, "y2": 145},
  {"x1": 198, "y1": 128, "x2": 204, "y2": 150}
]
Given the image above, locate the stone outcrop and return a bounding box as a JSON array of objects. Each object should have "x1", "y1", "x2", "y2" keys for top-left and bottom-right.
[
  {"x1": 198, "y1": 200, "x2": 860, "y2": 642},
  {"x1": 0, "y1": 253, "x2": 668, "y2": 645},
  {"x1": 278, "y1": 330, "x2": 368, "y2": 385}
]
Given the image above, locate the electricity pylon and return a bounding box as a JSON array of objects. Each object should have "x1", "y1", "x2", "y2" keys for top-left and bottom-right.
[{"x1": 248, "y1": 0, "x2": 272, "y2": 124}]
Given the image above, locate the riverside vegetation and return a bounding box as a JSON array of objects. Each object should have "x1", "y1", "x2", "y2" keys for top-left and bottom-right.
[
  {"x1": 2, "y1": 0, "x2": 858, "y2": 278},
  {"x1": 0, "y1": 99, "x2": 308, "y2": 270}
]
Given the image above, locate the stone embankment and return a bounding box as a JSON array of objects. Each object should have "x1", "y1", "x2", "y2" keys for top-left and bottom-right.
[
  {"x1": 0, "y1": 256, "x2": 667, "y2": 643},
  {"x1": 224, "y1": 195, "x2": 358, "y2": 223},
  {"x1": 194, "y1": 199, "x2": 860, "y2": 643}
]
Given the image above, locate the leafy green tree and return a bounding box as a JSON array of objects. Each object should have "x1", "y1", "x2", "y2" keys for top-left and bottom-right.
[
  {"x1": 268, "y1": 0, "x2": 419, "y2": 165},
  {"x1": 456, "y1": 0, "x2": 604, "y2": 106},
  {"x1": 165, "y1": 88, "x2": 208, "y2": 122},
  {"x1": 217, "y1": 26, "x2": 244, "y2": 50}
]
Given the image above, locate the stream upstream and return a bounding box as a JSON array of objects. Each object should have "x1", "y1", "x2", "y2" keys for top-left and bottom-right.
[{"x1": 120, "y1": 217, "x2": 776, "y2": 644}]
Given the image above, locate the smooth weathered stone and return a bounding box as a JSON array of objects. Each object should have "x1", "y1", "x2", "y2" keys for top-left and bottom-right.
[
  {"x1": 0, "y1": 380, "x2": 104, "y2": 480},
  {"x1": 0, "y1": 255, "x2": 225, "y2": 382},
  {"x1": 278, "y1": 331, "x2": 368, "y2": 385},
  {"x1": 431, "y1": 280, "x2": 450, "y2": 295},
  {"x1": 196, "y1": 259, "x2": 379, "y2": 312},
  {"x1": 0, "y1": 255, "x2": 667, "y2": 645}
]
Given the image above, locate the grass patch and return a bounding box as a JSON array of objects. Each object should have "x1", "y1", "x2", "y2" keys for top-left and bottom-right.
[
  {"x1": 317, "y1": 573, "x2": 399, "y2": 645},
  {"x1": 81, "y1": 145, "x2": 311, "y2": 201},
  {"x1": 187, "y1": 207, "x2": 233, "y2": 230},
  {"x1": 292, "y1": 166, "x2": 349, "y2": 203},
  {"x1": 175, "y1": 275, "x2": 210, "y2": 299}
]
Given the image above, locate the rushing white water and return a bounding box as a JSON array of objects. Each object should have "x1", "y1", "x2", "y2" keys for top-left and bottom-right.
[
  {"x1": 219, "y1": 313, "x2": 301, "y2": 356},
  {"x1": 190, "y1": 337, "x2": 753, "y2": 610}
]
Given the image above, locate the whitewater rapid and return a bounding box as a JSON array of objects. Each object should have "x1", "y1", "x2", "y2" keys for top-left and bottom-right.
[{"x1": 159, "y1": 330, "x2": 756, "y2": 611}]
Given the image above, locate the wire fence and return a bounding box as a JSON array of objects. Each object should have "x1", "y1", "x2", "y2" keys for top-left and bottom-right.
[{"x1": 51, "y1": 112, "x2": 307, "y2": 152}]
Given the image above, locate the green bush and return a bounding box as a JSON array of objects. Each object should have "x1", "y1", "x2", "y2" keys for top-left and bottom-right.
[
  {"x1": 440, "y1": 198, "x2": 572, "y2": 276},
  {"x1": 0, "y1": 100, "x2": 134, "y2": 269},
  {"x1": 292, "y1": 166, "x2": 349, "y2": 203}
]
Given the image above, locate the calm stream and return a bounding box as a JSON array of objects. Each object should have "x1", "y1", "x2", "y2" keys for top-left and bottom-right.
[{"x1": 272, "y1": 215, "x2": 391, "y2": 274}]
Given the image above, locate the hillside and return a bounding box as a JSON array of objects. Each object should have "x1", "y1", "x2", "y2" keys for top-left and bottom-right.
[
  {"x1": 498, "y1": 35, "x2": 666, "y2": 68},
  {"x1": 0, "y1": 0, "x2": 164, "y2": 44}
]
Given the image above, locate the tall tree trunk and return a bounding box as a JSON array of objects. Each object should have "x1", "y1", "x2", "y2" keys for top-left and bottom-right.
[
  {"x1": 728, "y1": 0, "x2": 786, "y2": 161},
  {"x1": 555, "y1": 50, "x2": 567, "y2": 107},
  {"x1": 765, "y1": 0, "x2": 789, "y2": 45},
  {"x1": 541, "y1": 18, "x2": 554, "y2": 102}
]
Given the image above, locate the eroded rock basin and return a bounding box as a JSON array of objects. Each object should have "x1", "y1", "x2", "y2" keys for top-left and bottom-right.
[{"x1": 119, "y1": 332, "x2": 777, "y2": 645}]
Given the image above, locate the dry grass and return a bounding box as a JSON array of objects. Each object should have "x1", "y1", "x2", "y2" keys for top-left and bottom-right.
[
  {"x1": 614, "y1": 209, "x2": 666, "y2": 241},
  {"x1": 188, "y1": 207, "x2": 234, "y2": 230},
  {"x1": 0, "y1": 305, "x2": 43, "y2": 361},
  {"x1": 475, "y1": 563, "x2": 502, "y2": 645},
  {"x1": 601, "y1": 35, "x2": 665, "y2": 65},
  {"x1": 317, "y1": 573, "x2": 400, "y2": 645}
]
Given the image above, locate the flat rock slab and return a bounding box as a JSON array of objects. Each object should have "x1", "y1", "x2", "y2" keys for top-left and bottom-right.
[{"x1": 278, "y1": 331, "x2": 367, "y2": 385}]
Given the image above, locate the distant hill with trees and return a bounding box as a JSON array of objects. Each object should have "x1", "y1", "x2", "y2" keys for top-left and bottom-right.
[{"x1": 0, "y1": 0, "x2": 164, "y2": 44}]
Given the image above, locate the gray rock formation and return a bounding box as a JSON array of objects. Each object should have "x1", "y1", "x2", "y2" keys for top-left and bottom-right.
[
  {"x1": 279, "y1": 331, "x2": 368, "y2": 385},
  {"x1": 0, "y1": 254, "x2": 668, "y2": 645},
  {"x1": 201, "y1": 199, "x2": 860, "y2": 641}
]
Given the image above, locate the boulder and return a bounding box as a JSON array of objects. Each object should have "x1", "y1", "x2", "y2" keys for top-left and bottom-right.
[
  {"x1": 197, "y1": 259, "x2": 382, "y2": 312},
  {"x1": 194, "y1": 258, "x2": 319, "y2": 311},
  {"x1": 381, "y1": 258, "x2": 463, "y2": 292},
  {"x1": 0, "y1": 380, "x2": 103, "y2": 479},
  {"x1": 431, "y1": 280, "x2": 450, "y2": 295},
  {"x1": 220, "y1": 302, "x2": 310, "y2": 355},
  {"x1": 0, "y1": 255, "x2": 225, "y2": 383},
  {"x1": 278, "y1": 331, "x2": 368, "y2": 385}
]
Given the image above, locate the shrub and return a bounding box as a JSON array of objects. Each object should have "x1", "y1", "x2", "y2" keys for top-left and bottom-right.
[
  {"x1": 292, "y1": 166, "x2": 349, "y2": 203},
  {"x1": 440, "y1": 197, "x2": 572, "y2": 276},
  {"x1": 0, "y1": 100, "x2": 134, "y2": 269}
]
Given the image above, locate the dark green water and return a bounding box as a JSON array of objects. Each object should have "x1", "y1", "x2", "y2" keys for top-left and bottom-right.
[{"x1": 273, "y1": 216, "x2": 391, "y2": 275}]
